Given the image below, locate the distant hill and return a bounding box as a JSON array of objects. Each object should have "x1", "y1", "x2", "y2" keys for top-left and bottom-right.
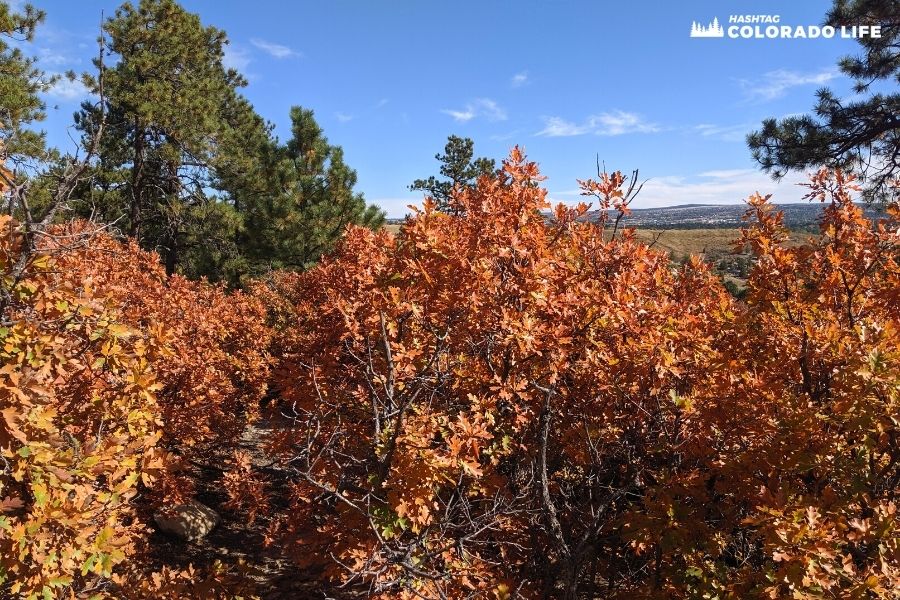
[
  {"x1": 386, "y1": 203, "x2": 886, "y2": 232},
  {"x1": 589, "y1": 203, "x2": 886, "y2": 230}
]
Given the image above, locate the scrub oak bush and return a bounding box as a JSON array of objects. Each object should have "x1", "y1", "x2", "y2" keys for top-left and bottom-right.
[
  {"x1": 2, "y1": 147, "x2": 898, "y2": 599},
  {"x1": 260, "y1": 152, "x2": 899, "y2": 598},
  {"x1": 0, "y1": 218, "x2": 270, "y2": 598}
]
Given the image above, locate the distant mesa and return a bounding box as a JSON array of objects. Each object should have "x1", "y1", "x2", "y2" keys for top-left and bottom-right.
[{"x1": 691, "y1": 17, "x2": 725, "y2": 38}]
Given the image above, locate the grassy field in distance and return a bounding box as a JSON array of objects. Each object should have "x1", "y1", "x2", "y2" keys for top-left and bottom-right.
[
  {"x1": 630, "y1": 229, "x2": 750, "y2": 290},
  {"x1": 632, "y1": 228, "x2": 740, "y2": 259}
]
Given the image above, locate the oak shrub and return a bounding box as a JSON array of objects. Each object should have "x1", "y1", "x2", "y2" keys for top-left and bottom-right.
[
  {"x1": 0, "y1": 218, "x2": 270, "y2": 598},
  {"x1": 260, "y1": 151, "x2": 899, "y2": 598},
  {"x1": 0, "y1": 147, "x2": 897, "y2": 599}
]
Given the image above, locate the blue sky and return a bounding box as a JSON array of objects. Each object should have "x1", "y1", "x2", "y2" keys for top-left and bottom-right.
[{"x1": 22, "y1": 0, "x2": 875, "y2": 216}]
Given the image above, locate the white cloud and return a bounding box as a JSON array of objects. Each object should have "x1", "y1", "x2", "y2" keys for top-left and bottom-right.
[
  {"x1": 595, "y1": 111, "x2": 659, "y2": 135},
  {"x1": 537, "y1": 110, "x2": 659, "y2": 137},
  {"x1": 551, "y1": 169, "x2": 808, "y2": 208},
  {"x1": 443, "y1": 109, "x2": 474, "y2": 122},
  {"x1": 38, "y1": 48, "x2": 74, "y2": 67},
  {"x1": 223, "y1": 44, "x2": 251, "y2": 71},
  {"x1": 335, "y1": 112, "x2": 354, "y2": 123},
  {"x1": 537, "y1": 116, "x2": 589, "y2": 136},
  {"x1": 634, "y1": 169, "x2": 810, "y2": 207},
  {"x1": 738, "y1": 69, "x2": 838, "y2": 103},
  {"x1": 697, "y1": 169, "x2": 760, "y2": 179},
  {"x1": 250, "y1": 38, "x2": 302, "y2": 59},
  {"x1": 489, "y1": 129, "x2": 522, "y2": 142},
  {"x1": 443, "y1": 108, "x2": 476, "y2": 123},
  {"x1": 441, "y1": 98, "x2": 507, "y2": 123},
  {"x1": 511, "y1": 71, "x2": 529, "y2": 88},
  {"x1": 45, "y1": 75, "x2": 90, "y2": 101},
  {"x1": 693, "y1": 122, "x2": 753, "y2": 142}
]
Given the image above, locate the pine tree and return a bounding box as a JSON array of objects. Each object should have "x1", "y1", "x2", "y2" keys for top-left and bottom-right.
[
  {"x1": 0, "y1": 1, "x2": 51, "y2": 170},
  {"x1": 409, "y1": 135, "x2": 497, "y2": 214},
  {"x1": 73, "y1": 0, "x2": 252, "y2": 275},
  {"x1": 233, "y1": 106, "x2": 385, "y2": 278},
  {"x1": 748, "y1": 0, "x2": 900, "y2": 203},
  {"x1": 70, "y1": 0, "x2": 384, "y2": 284}
]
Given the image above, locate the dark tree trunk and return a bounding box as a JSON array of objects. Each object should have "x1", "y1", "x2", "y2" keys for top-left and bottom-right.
[
  {"x1": 164, "y1": 233, "x2": 178, "y2": 276},
  {"x1": 130, "y1": 122, "x2": 145, "y2": 238}
]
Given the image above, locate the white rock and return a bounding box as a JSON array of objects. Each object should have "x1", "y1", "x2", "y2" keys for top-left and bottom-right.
[{"x1": 154, "y1": 500, "x2": 220, "y2": 541}]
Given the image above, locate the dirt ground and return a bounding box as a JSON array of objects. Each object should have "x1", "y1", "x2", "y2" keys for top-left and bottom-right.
[{"x1": 147, "y1": 418, "x2": 354, "y2": 599}]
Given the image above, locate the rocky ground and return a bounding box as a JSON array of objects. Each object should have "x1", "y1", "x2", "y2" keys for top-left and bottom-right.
[{"x1": 147, "y1": 418, "x2": 348, "y2": 599}]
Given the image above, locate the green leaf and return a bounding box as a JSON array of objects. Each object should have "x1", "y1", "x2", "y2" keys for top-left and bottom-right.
[
  {"x1": 31, "y1": 483, "x2": 47, "y2": 507},
  {"x1": 48, "y1": 575, "x2": 72, "y2": 588},
  {"x1": 81, "y1": 554, "x2": 97, "y2": 576}
]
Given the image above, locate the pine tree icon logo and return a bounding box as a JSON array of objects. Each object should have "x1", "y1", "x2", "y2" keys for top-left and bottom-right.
[{"x1": 691, "y1": 17, "x2": 725, "y2": 38}]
